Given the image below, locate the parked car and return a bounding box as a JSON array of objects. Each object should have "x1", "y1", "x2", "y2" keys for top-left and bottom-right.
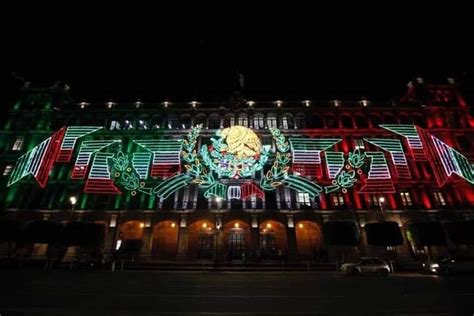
[
  {"x1": 340, "y1": 257, "x2": 391, "y2": 275},
  {"x1": 423, "y1": 256, "x2": 474, "y2": 275}
]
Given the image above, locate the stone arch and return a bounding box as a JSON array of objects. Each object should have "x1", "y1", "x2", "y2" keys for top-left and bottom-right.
[
  {"x1": 151, "y1": 220, "x2": 179, "y2": 259},
  {"x1": 295, "y1": 220, "x2": 323, "y2": 258},
  {"x1": 259, "y1": 220, "x2": 288, "y2": 259}
]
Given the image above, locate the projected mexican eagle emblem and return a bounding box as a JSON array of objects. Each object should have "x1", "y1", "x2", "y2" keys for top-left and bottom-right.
[{"x1": 200, "y1": 126, "x2": 270, "y2": 178}]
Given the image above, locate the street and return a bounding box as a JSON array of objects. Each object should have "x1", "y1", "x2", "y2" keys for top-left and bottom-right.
[{"x1": 0, "y1": 270, "x2": 473, "y2": 315}]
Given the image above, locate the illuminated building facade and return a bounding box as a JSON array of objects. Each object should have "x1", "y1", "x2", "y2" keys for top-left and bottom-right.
[{"x1": 0, "y1": 78, "x2": 473, "y2": 263}]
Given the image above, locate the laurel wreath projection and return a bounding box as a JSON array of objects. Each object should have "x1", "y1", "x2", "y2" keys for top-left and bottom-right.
[{"x1": 111, "y1": 126, "x2": 368, "y2": 201}]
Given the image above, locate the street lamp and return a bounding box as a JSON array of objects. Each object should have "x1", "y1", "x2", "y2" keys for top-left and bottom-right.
[
  {"x1": 214, "y1": 196, "x2": 223, "y2": 269},
  {"x1": 69, "y1": 196, "x2": 77, "y2": 219},
  {"x1": 378, "y1": 196, "x2": 386, "y2": 220}
]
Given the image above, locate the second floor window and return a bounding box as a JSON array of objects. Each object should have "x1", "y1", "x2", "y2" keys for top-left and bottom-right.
[
  {"x1": 400, "y1": 191, "x2": 413, "y2": 206},
  {"x1": 267, "y1": 116, "x2": 277, "y2": 129},
  {"x1": 12, "y1": 136, "x2": 24, "y2": 151},
  {"x1": 253, "y1": 116, "x2": 264, "y2": 129},
  {"x1": 297, "y1": 192, "x2": 311, "y2": 206},
  {"x1": 433, "y1": 191, "x2": 446, "y2": 206},
  {"x1": 110, "y1": 121, "x2": 121, "y2": 130},
  {"x1": 3, "y1": 165, "x2": 13, "y2": 176},
  {"x1": 238, "y1": 116, "x2": 248, "y2": 127},
  {"x1": 333, "y1": 193, "x2": 345, "y2": 207}
]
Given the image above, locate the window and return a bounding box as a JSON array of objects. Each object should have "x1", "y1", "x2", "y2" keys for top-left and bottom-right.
[
  {"x1": 354, "y1": 139, "x2": 365, "y2": 149},
  {"x1": 208, "y1": 116, "x2": 221, "y2": 129},
  {"x1": 400, "y1": 191, "x2": 413, "y2": 206},
  {"x1": 281, "y1": 115, "x2": 294, "y2": 129},
  {"x1": 433, "y1": 191, "x2": 446, "y2": 206},
  {"x1": 370, "y1": 195, "x2": 383, "y2": 206},
  {"x1": 12, "y1": 136, "x2": 24, "y2": 151},
  {"x1": 341, "y1": 115, "x2": 353, "y2": 128},
  {"x1": 110, "y1": 120, "x2": 121, "y2": 130},
  {"x1": 267, "y1": 115, "x2": 277, "y2": 129},
  {"x1": 282, "y1": 116, "x2": 289, "y2": 129},
  {"x1": 138, "y1": 120, "x2": 148, "y2": 130},
  {"x1": 297, "y1": 192, "x2": 311, "y2": 207},
  {"x1": 123, "y1": 120, "x2": 133, "y2": 130},
  {"x1": 253, "y1": 116, "x2": 265, "y2": 129},
  {"x1": 332, "y1": 193, "x2": 344, "y2": 207},
  {"x1": 3, "y1": 165, "x2": 13, "y2": 176},
  {"x1": 237, "y1": 116, "x2": 248, "y2": 127}
]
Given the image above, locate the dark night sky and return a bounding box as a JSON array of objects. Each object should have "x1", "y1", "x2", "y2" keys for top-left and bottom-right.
[{"x1": 3, "y1": 12, "x2": 474, "y2": 105}]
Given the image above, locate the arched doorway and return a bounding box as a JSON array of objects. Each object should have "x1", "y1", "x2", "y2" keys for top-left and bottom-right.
[
  {"x1": 188, "y1": 220, "x2": 215, "y2": 259},
  {"x1": 223, "y1": 220, "x2": 250, "y2": 259},
  {"x1": 151, "y1": 221, "x2": 178, "y2": 259},
  {"x1": 295, "y1": 221, "x2": 323, "y2": 259},
  {"x1": 118, "y1": 220, "x2": 144, "y2": 241},
  {"x1": 259, "y1": 220, "x2": 287, "y2": 259}
]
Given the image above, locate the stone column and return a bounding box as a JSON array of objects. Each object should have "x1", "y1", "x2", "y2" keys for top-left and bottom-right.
[
  {"x1": 250, "y1": 215, "x2": 260, "y2": 259},
  {"x1": 286, "y1": 215, "x2": 297, "y2": 262},
  {"x1": 176, "y1": 215, "x2": 189, "y2": 260}
]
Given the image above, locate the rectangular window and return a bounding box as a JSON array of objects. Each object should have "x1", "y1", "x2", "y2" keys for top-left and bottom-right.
[
  {"x1": 12, "y1": 136, "x2": 24, "y2": 151},
  {"x1": 333, "y1": 193, "x2": 345, "y2": 207},
  {"x1": 253, "y1": 116, "x2": 264, "y2": 129},
  {"x1": 3, "y1": 165, "x2": 13, "y2": 176},
  {"x1": 110, "y1": 120, "x2": 121, "y2": 130},
  {"x1": 370, "y1": 195, "x2": 383, "y2": 206},
  {"x1": 400, "y1": 191, "x2": 413, "y2": 206},
  {"x1": 282, "y1": 117, "x2": 289, "y2": 129},
  {"x1": 433, "y1": 191, "x2": 446, "y2": 206},
  {"x1": 238, "y1": 117, "x2": 248, "y2": 127},
  {"x1": 354, "y1": 139, "x2": 365, "y2": 150},
  {"x1": 267, "y1": 117, "x2": 277, "y2": 129},
  {"x1": 297, "y1": 192, "x2": 311, "y2": 206}
]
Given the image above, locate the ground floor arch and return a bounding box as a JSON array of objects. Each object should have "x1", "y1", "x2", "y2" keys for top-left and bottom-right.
[
  {"x1": 223, "y1": 220, "x2": 251, "y2": 259},
  {"x1": 259, "y1": 220, "x2": 288, "y2": 259},
  {"x1": 118, "y1": 220, "x2": 144, "y2": 241},
  {"x1": 188, "y1": 220, "x2": 216, "y2": 259},
  {"x1": 151, "y1": 220, "x2": 179, "y2": 259},
  {"x1": 295, "y1": 220, "x2": 323, "y2": 259}
]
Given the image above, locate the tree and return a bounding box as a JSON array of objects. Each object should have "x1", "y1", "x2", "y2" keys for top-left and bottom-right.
[
  {"x1": 323, "y1": 221, "x2": 360, "y2": 266},
  {"x1": 365, "y1": 222, "x2": 403, "y2": 247},
  {"x1": 444, "y1": 220, "x2": 474, "y2": 245},
  {"x1": 0, "y1": 219, "x2": 21, "y2": 259},
  {"x1": 323, "y1": 221, "x2": 361, "y2": 246},
  {"x1": 406, "y1": 221, "x2": 446, "y2": 260},
  {"x1": 61, "y1": 222, "x2": 106, "y2": 248},
  {"x1": 22, "y1": 220, "x2": 63, "y2": 244}
]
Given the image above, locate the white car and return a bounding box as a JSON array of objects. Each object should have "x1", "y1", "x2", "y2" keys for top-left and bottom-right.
[{"x1": 340, "y1": 257, "x2": 391, "y2": 275}]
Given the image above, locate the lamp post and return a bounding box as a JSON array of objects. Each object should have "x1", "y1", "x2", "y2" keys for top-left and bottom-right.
[
  {"x1": 378, "y1": 196, "x2": 386, "y2": 221},
  {"x1": 214, "y1": 196, "x2": 222, "y2": 269},
  {"x1": 69, "y1": 196, "x2": 77, "y2": 220}
]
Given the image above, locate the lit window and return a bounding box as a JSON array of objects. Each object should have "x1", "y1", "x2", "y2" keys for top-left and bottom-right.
[
  {"x1": 297, "y1": 192, "x2": 311, "y2": 206},
  {"x1": 229, "y1": 117, "x2": 235, "y2": 127},
  {"x1": 433, "y1": 191, "x2": 446, "y2": 206},
  {"x1": 138, "y1": 120, "x2": 148, "y2": 130},
  {"x1": 110, "y1": 121, "x2": 121, "y2": 130},
  {"x1": 123, "y1": 120, "x2": 133, "y2": 130},
  {"x1": 333, "y1": 193, "x2": 345, "y2": 207},
  {"x1": 237, "y1": 116, "x2": 248, "y2": 127},
  {"x1": 354, "y1": 139, "x2": 365, "y2": 150},
  {"x1": 3, "y1": 165, "x2": 13, "y2": 176},
  {"x1": 12, "y1": 137, "x2": 24, "y2": 151},
  {"x1": 370, "y1": 195, "x2": 382, "y2": 206},
  {"x1": 253, "y1": 116, "x2": 265, "y2": 129},
  {"x1": 282, "y1": 116, "x2": 289, "y2": 129},
  {"x1": 400, "y1": 191, "x2": 413, "y2": 206},
  {"x1": 267, "y1": 116, "x2": 277, "y2": 129}
]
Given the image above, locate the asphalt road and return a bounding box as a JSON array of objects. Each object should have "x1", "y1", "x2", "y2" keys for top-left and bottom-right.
[{"x1": 0, "y1": 270, "x2": 473, "y2": 315}]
